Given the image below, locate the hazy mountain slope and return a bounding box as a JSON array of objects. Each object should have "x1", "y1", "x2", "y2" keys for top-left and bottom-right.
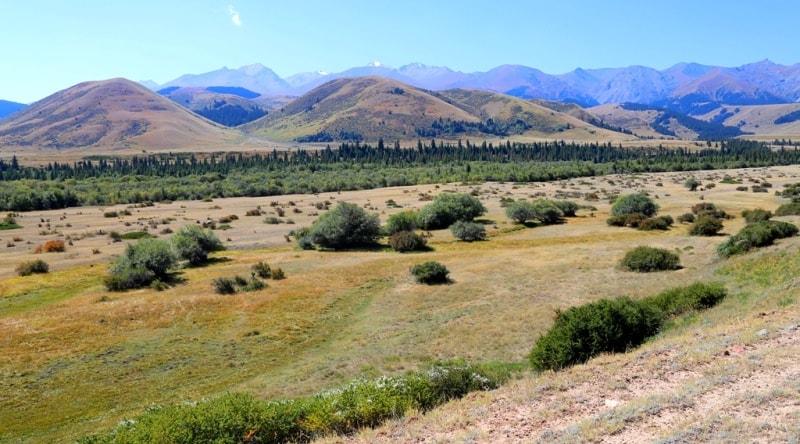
[
  {"x1": 0, "y1": 100, "x2": 26, "y2": 119},
  {"x1": 161, "y1": 64, "x2": 290, "y2": 95},
  {"x1": 159, "y1": 87, "x2": 268, "y2": 127},
  {"x1": 0, "y1": 78, "x2": 236, "y2": 149},
  {"x1": 697, "y1": 103, "x2": 800, "y2": 137}
]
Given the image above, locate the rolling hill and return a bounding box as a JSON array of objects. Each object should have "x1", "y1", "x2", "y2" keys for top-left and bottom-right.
[
  {"x1": 0, "y1": 78, "x2": 238, "y2": 150},
  {"x1": 241, "y1": 77, "x2": 626, "y2": 142}
]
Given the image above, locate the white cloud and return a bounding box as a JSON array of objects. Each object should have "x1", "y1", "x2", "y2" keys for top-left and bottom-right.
[{"x1": 227, "y1": 5, "x2": 242, "y2": 27}]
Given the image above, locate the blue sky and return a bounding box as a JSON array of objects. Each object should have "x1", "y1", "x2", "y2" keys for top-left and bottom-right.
[{"x1": 3, "y1": 0, "x2": 798, "y2": 103}]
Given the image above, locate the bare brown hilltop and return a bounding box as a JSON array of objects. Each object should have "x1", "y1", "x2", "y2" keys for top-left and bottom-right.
[{"x1": 0, "y1": 78, "x2": 239, "y2": 151}]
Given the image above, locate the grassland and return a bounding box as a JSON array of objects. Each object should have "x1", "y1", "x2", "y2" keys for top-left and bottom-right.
[{"x1": 2, "y1": 165, "x2": 800, "y2": 442}]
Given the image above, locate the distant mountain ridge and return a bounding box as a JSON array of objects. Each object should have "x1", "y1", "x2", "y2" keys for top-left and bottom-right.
[
  {"x1": 0, "y1": 100, "x2": 26, "y2": 119},
  {"x1": 150, "y1": 60, "x2": 800, "y2": 113}
]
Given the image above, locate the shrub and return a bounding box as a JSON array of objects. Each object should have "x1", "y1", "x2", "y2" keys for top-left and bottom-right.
[
  {"x1": 417, "y1": 193, "x2": 486, "y2": 230},
  {"x1": 388, "y1": 231, "x2": 428, "y2": 252},
  {"x1": 103, "y1": 211, "x2": 118, "y2": 218},
  {"x1": 411, "y1": 261, "x2": 450, "y2": 284},
  {"x1": 529, "y1": 296, "x2": 664, "y2": 371},
  {"x1": 16, "y1": 259, "x2": 49, "y2": 276},
  {"x1": 0, "y1": 214, "x2": 21, "y2": 230},
  {"x1": 270, "y1": 268, "x2": 285, "y2": 280},
  {"x1": 644, "y1": 282, "x2": 727, "y2": 317},
  {"x1": 689, "y1": 215, "x2": 724, "y2": 236},
  {"x1": 35, "y1": 240, "x2": 66, "y2": 253},
  {"x1": 775, "y1": 202, "x2": 800, "y2": 216},
  {"x1": 611, "y1": 193, "x2": 659, "y2": 218},
  {"x1": 252, "y1": 261, "x2": 272, "y2": 278},
  {"x1": 450, "y1": 221, "x2": 486, "y2": 242},
  {"x1": 245, "y1": 208, "x2": 262, "y2": 216},
  {"x1": 691, "y1": 202, "x2": 728, "y2": 219},
  {"x1": 120, "y1": 231, "x2": 152, "y2": 240},
  {"x1": 684, "y1": 177, "x2": 700, "y2": 191},
  {"x1": 530, "y1": 200, "x2": 564, "y2": 224},
  {"x1": 505, "y1": 201, "x2": 536, "y2": 224},
  {"x1": 717, "y1": 220, "x2": 799, "y2": 258},
  {"x1": 172, "y1": 224, "x2": 225, "y2": 265},
  {"x1": 263, "y1": 217, "x2": 283, "y2": 224},
  {"x1": 105, "y1": 238, "x2": 177, "y2": 291},
  {"x1": 384, "y1": 211, "x2": 419, "y2": 235},
  {"x1": 638, "y1": 217, "x2": 669, "y2": 231},
  {"x1": 553, "y1": 200, "x2": 579, "y2": 217},
  {"x1": 620, "y1": 246, "x2": 680, "y2": 272},
  {"x1": 309, "y1": 202, "x2": 381, "y2": 250},
  {"x1": 212, "y1": 277, "x2": 237, "y2": 294},
  {"x1": 742, "y1": 208, "x2": 772, "y2": 223},
  {"x1": 677, "y1": 213, "x2": 695, "y2": 224}
]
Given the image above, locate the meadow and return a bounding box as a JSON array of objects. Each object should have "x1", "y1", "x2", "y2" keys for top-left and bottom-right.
[{"x1": 2, "y1": 164, "x2": 800, "y2": 442}]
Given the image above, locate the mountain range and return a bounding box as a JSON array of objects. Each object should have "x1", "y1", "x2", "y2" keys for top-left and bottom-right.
[{"x1": 150, "y1": 60, "x2": 800, "y2": 113}]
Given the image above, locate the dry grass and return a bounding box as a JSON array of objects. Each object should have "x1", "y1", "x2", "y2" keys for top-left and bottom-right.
[{"x1": 2, "y1": 165, "x2": 800, "y2": 442}]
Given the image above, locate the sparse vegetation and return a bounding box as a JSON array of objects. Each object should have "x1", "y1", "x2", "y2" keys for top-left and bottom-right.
[{"x1": 717, "y1": 220, "x2": 799, "y2": 258}]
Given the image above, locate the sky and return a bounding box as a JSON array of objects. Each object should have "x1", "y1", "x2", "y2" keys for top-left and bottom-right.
[{"x1": 3, "y1": 0, "x2": 799, "y2": 103}]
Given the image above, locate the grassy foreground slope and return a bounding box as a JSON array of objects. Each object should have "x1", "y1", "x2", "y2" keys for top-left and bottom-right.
[{"x1": 2, "y1": 166, "x2": 800, "y2": 442}]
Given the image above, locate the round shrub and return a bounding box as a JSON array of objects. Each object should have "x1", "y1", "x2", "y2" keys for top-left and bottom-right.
[
  {"x1": 16, "y1": 259, "x2": 49, "y2": 276},
  {"x1": 411, "y1": 261, "x2": 450, "y2": 284},
  {"x1": 620, "y1": 246, "x2": 680, "y2": 272},
  {"x1": 450, "y1": 221, "x2": 486, "y2": 242},
  {"x1": 389, "y1": 230, "x2": 427, "y2": 252},
  {"x1": 417, "y1": 193, "x2": 486, "y2": 230},
  {"x1": 384, "y1": 211, "x2": 419, "y2": 235},
  {"x1": 309, "y1": 202, "x2": 381, "y2": 249},
  {"x1": 554, "y1": 200, "x2": 579, "y2": 217},
  {"x1": 105, "y1": 238, "x2": 178, "y2": 291},
  {"x1": 173, "y1": 224, "x2": 225, "y2": 265},
  {"x1": 677, "y1": 213, "x2": 695, "y2": 224},
  {"x1": 717, "y1": 220, "x2": 799, "y2": 258},
  {"x1": 689, "y1": 215, "x2": 723, "y2": 236},
  {"x1": 505, "y1": 201, "x2": 536, "y2": 224},
  {"x1": 638, "y1": 217, "x2": 669, "y2": 231},
  {"x1": 611, "y1": 193, "x2": 659, "y2": 218}
]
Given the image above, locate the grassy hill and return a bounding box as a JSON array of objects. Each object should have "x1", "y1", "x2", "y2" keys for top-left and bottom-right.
[
  {"x1": 0, "y1": 78, "x2": 239, "y2": 150},
  {"x1": 242, "y1": 77, "x2": 628, "y2": 143},
  {"x1": 3, "y1": 165, "x2": 800, "y2": 442},
  {"x1": 697, "y1": 103, "x2": 800, "y2": 139}
]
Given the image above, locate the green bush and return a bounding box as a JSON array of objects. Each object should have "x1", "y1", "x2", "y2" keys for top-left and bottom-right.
[
  {"x1": 677, "y1": 213, "x2": 695, "y2": 224},
  {"x1": 78, "y1": 362, "x2": 503, "y2": 444},
  {"x1": 775, "y1": 202, "x2": 800, "y2": 216},
  {"x1": 213, "y1": 276, "x2": 265, "y2": 294},
  {"x1": 717, "y1": 220, "x2": 799, "y2": 258},
  {"x1": 691, "y1": 202, "x2": 728, "y2": 219},
  {"x1": 309, "y1": 202, "x2": 381, "y2": 250},
  {"x1": 505, "y1": 200, "x2": 536, "y2": 224},
  {"x1": 741, "y1": 208, "x2": 772, "y2": 223},
  {"x1": 450, "y1": 221, "x2": 486, "y2": 242},
  {"x1": 417, "y1": 193, "x2": 486, "y2": 230},
  {"x1": 637, "y1": 216, "x2": 670, "y2": 231},
  {"x1": 553, "y1": 200, "x2": 579, "y2": 217},
  {"x1": 0, "y1": 214, "x2": 21, "y2": 230},
  {"x1": 16, "y1": 259, "x2": 49, "y2": 276},
  {"x1": 172, "y1": 224, "x2": 225, "y2": 265},
  {"x1": 388, "y1": 230, "x2": 427, "y2": 252},
  {"x1": 689, "y1": 215, "x2": 724, "y2": 236},
  {"x1": 105, "y1": 238, "x2": 178, "y2": 291},
  {"x1": 120, "y1": 231, "x2": 153, "y2": 240},
  {"x1": 411, "y1": 261, "x2": 450, "y2": 284},
  {"x1": 529, "y1": 296, "x2": 664, "y2": 371},
  {"x1": 643, "y1": 282, "x2": 727, "y2": 317},
  {"x1": 620, "y1": 246, "x2": 680, "y2": 272},
  {"x1": 384, "y1": 211, "x2": 419, "y2": 235},
  {"x1": 611, "y1": 193, "x2": 659, "y2": 217}
]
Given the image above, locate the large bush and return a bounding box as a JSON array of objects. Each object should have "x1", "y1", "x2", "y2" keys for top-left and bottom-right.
[
  {"x1": 610, "y1": 193, "x2": 659, "y2": 217},
  {"x1": 620, "y1": 246, "x2": 680, "y2": 272},
  {"x1": 417, "y1": 193, "x2": 486, "y2": 230},
  {"x1": 741, "y1": 208, "x2": 772, "y2": 223},
  {"x1": 717, "y1": 220, "x2": 799, "y2": 258},
  {"x1": 411, "y1": 261, "x2": 450, "y2": 284},
  {"x1": 529, "y1": 297, "x2": 663, "y2": 371},
  {"x1": 529, "y1": 282, "x2": 727, "y2": 371},
  {"x1": 505, "y1": 201, "x2": 537, "y2": 224},
  {"x1": 505, "y1": 199, "x2": 565, "y2": 225},
  {"x1": 383, "y1": 211, "x2": 418, "y2": 235},
  {"x1": 309, "y1": 202, "x2": 381, "y2": 249},
  {"x1": 172, "y1": 224, "x2": 225, "y2": 265},
  {"x1": 105, "y1": 238, "x2": 178, "y2": 291},
  {"x1": 450, "y1": 221, "x2": 486, "y2": 242}
]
